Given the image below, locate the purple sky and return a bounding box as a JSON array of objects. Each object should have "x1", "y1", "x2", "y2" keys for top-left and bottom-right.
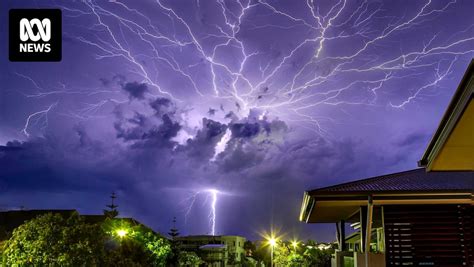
[{"x1": 1, "y1": 0, "x2": 473, "y2": 242}]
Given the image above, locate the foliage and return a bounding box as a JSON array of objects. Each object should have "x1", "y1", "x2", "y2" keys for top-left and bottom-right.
[
  {"x1": 243, "y1": 240, "x2": 256, "y2": 255},
  {"x1": 2, "y1": 213, "x2": 171, "y2": 267},
  {"x1": 178, "y1": 251, "x2": 203, "y2": 266},
  {"x1": 135, "y1": 230, "x2": 171, "y2": 266},
  {"x1": 2, "y1": 212, "x2": 107, "y2": 266},
  {"x1": 102, "y1": 218, "x2": 171, "y2": 266},
  {"x1": 302, "y1": 245, "x2": 333, "y2": 267},
  {"x1": 247, "y1": 239, "x2": 334, "y2": 267},
  {"x1": 287, "y1": 253, "x2": 305, "y2": 266},
  {"x1": 242, "y1": 256, "x2": 259, "y2": 267}
]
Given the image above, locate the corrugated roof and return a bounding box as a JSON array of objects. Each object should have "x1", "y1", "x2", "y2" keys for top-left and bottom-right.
[{"x1": 309, "y1": 168, "x2": 474, "y2": 194}]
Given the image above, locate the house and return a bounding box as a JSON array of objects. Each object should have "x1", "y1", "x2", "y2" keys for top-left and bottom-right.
[
  {"x1": 175, "y1": 235, "x2": 246, "y2": 266},
  {"x1": 299, "y1": 59, "x2": 473, "y2": 267}
]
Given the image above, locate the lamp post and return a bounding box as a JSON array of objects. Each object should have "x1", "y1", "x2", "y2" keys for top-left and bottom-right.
[{"x1": 269, "y1": 238, "x2": 277, "y2": 267}]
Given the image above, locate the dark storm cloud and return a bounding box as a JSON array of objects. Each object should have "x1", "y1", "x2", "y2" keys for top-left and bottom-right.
[
  {"x1": 0, "y1": 137, "x2": 113, "y2": 193},
  {"x1": 136, "y1": 114, "x2": 181, "y2": 148},
  {"x1": 112, "y1": 92, "x2": 181, "y2": 149},
  {"x1": 230, "y1": 122, "x2": 260, "y2": 138},
  {"x1": 229, "y1": 117, "x2": 288, "y2": 141},
  {"x1": 115, "y1": 112, "x2": 149, "y2": 141},
  {"x1": 150, "y1": 97, "x2": 174, "y2": 115},
  {"x1": 208, "y1": 108, "x2": 216, "y2": 116},
  {"x1": 218, "y1": 141, "x2": 264, "y2": 173},
  {"x1": 224, "y1": 111, "x2": 238, "y2": 120},
  {"x1": 214, "y1": 117, "x2": 288, "y2": 173},
  {"x1": 184, "y1": 118, "x2": 227, "y2": 160},
  {"x1": 122, "y1": 82, "x2": 148, "y2": 100},
  {"x1": 115, "y1": 113, "x2": 180, "y2": 149}
]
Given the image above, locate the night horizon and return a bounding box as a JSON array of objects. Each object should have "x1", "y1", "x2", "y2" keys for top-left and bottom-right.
[{"x1": 1, "y1": 0, "x2": 474, "y2": 245}]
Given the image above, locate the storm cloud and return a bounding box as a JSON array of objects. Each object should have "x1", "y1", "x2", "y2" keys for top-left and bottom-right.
[{"x1": 1, "y1": 0, "x2": 473, "y2": 242}]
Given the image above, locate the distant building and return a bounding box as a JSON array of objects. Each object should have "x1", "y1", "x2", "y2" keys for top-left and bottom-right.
[
  {"x1": 176, "y1": 235, "x2": 246, "y2": 266},
  {"x1": 300, "y1": 59, "x2": 473, "y2": 267}
]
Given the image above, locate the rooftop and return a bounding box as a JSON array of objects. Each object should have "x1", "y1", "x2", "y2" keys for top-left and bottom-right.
[
  {"x1": 308, "y1": 168, "x2": 473, "y2": 195},
  {"x1": 301, "y1": 169, "x2": 473, "y2": 223}
]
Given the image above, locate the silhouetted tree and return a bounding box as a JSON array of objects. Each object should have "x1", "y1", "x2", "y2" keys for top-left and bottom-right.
[
  {"x1": 104, "y1": 192, "x2": 119, "y2": 218},
  {"x1": 168, "y1": 217, "x2": 181, "y2": 266},
  {"x1": 168, "y1": 217, "x2": 179, "y2": 239}
]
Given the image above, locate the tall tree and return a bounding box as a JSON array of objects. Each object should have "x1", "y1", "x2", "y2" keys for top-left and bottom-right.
[
  {"x1": 168, "y1": 217, "x2": 179, "y2": 239},
  {"x1": 104, "y1": 192, "x2": 119, "y2": 218},
  {"x1": 167, "y1": 217, "x2": 180, "y2": 266}
]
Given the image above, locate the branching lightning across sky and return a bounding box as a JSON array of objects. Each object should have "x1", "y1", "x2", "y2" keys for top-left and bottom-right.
[
  {"x1": 45, "y1": 0, "x2": 472, "y2": 133},
  {"x1": 8, "y1": 0, "x2": 471, "y2": 160}
]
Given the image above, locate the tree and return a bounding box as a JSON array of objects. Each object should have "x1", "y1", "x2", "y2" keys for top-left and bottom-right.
[
  {"x1": 178, "y1": 251, "x2": 203, "y2": 267},
  {"x1": 243, "y1": 240, "x2": 256, "y2": 256},
  {"x1": 2, "y1": 212, "x2": 107, "y2": 266},
  {"x1": 3, "y1": 213, "x2": 172, "y2": 266},
  {"x1": 168, "y1": 217, "x2": 179, "y2": 239},
  {"x1": 302, "y1": 244, "x2": 333, "y2": 267},
  {"x1": 104, "y1": 192, "x2": 119, "y2": 218},
  {"x1": 260, "y1": 239, "x2": 334, "y2": 267},
  {"x1": 136, "y1": 230, "x2": 171, "y2": 266},
  {"x1": 167, "y1": 217, "x2": 181, "y2": 266},
  {"x1": 102, "y1": 218, "x2": 171, "y2": 266}
]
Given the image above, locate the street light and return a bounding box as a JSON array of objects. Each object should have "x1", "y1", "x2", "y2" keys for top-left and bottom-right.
[
  {"x1": 116, "y1": 229, "x2": 128, "y2": 238},
  {"x1": 292, "y1": 240, "x2": 298, "y2": 252},
  {"x1": 268, "y1": 237, "x2": 277, "y2": 267}
]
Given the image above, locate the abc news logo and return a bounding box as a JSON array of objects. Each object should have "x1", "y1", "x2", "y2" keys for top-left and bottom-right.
[{"x1": 9, "y1": 9, "x2": 61, "y2": 62}]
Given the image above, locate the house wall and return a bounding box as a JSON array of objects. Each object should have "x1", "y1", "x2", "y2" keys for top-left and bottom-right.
[{"x1": 383, "y1": 204, "x2": 473, "y2": 267}]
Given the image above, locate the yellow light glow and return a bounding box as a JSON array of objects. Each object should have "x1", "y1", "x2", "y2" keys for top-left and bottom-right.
[
  {"x1": 269, "y1": 238, "x2": 277, "y2": 247},
  {"x1": 116, "y1": 229, "x2": 128, "y2": 238},
  {"x1": 292, "y1": 241, "x2": 298, "y2": 248}
]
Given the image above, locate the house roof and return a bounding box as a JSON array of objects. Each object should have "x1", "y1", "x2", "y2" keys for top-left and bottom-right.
[
  {"x1": 308, "y1": 168, "x2": 474, "y2": 195},
  {"x1": 300, "y1": 169, "x2": 473, "y2": 223},
  {"x1": 419, "y1": 59, "x2": 474, "y2": 170}
]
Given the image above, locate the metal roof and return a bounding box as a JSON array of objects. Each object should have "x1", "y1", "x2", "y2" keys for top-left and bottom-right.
[{"x1": 308, "y1": 168, "x2": 473, "y2": 195}]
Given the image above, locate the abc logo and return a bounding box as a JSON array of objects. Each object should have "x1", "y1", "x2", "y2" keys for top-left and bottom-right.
[
  {"x1": 20, "y1": 18, "x2": 51, "y2": 42},
  {"x1": 9, "y1": 9, "x2": 61, "y2": 62}
]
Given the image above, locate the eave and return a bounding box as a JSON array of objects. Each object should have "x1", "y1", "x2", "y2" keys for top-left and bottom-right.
[
  {"x1": 300, "y1": 190, "x2": 473, "y2": 223},
  {"x1": 419, "y1": 59, "x2": 474, "y2": 171}
]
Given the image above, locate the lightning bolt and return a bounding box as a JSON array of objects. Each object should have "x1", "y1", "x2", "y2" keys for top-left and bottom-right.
[
  {"x1": 15, "y1": 0, "x2": 474, "y2": 138},
  {"x1": 182, "y1": 188, "x2": 220, "y2": 235},
  {"x1": 209, "y1": 189, "x2": 218, "y2": 236},
  {"x1": 22, "y1": 103, "x2": 58, "y2": 137}
]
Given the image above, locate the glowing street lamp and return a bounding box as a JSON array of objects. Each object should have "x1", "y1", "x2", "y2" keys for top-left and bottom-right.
[
  {"x1": 116, "y1": 229, "x2": 128, "y2": 238},
  {"x1": 268, "y1": 237, "x2": 277, "y2": 267},
  {"x1": 292, "y1": 240, "x2": 298, "y2": 252}
]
